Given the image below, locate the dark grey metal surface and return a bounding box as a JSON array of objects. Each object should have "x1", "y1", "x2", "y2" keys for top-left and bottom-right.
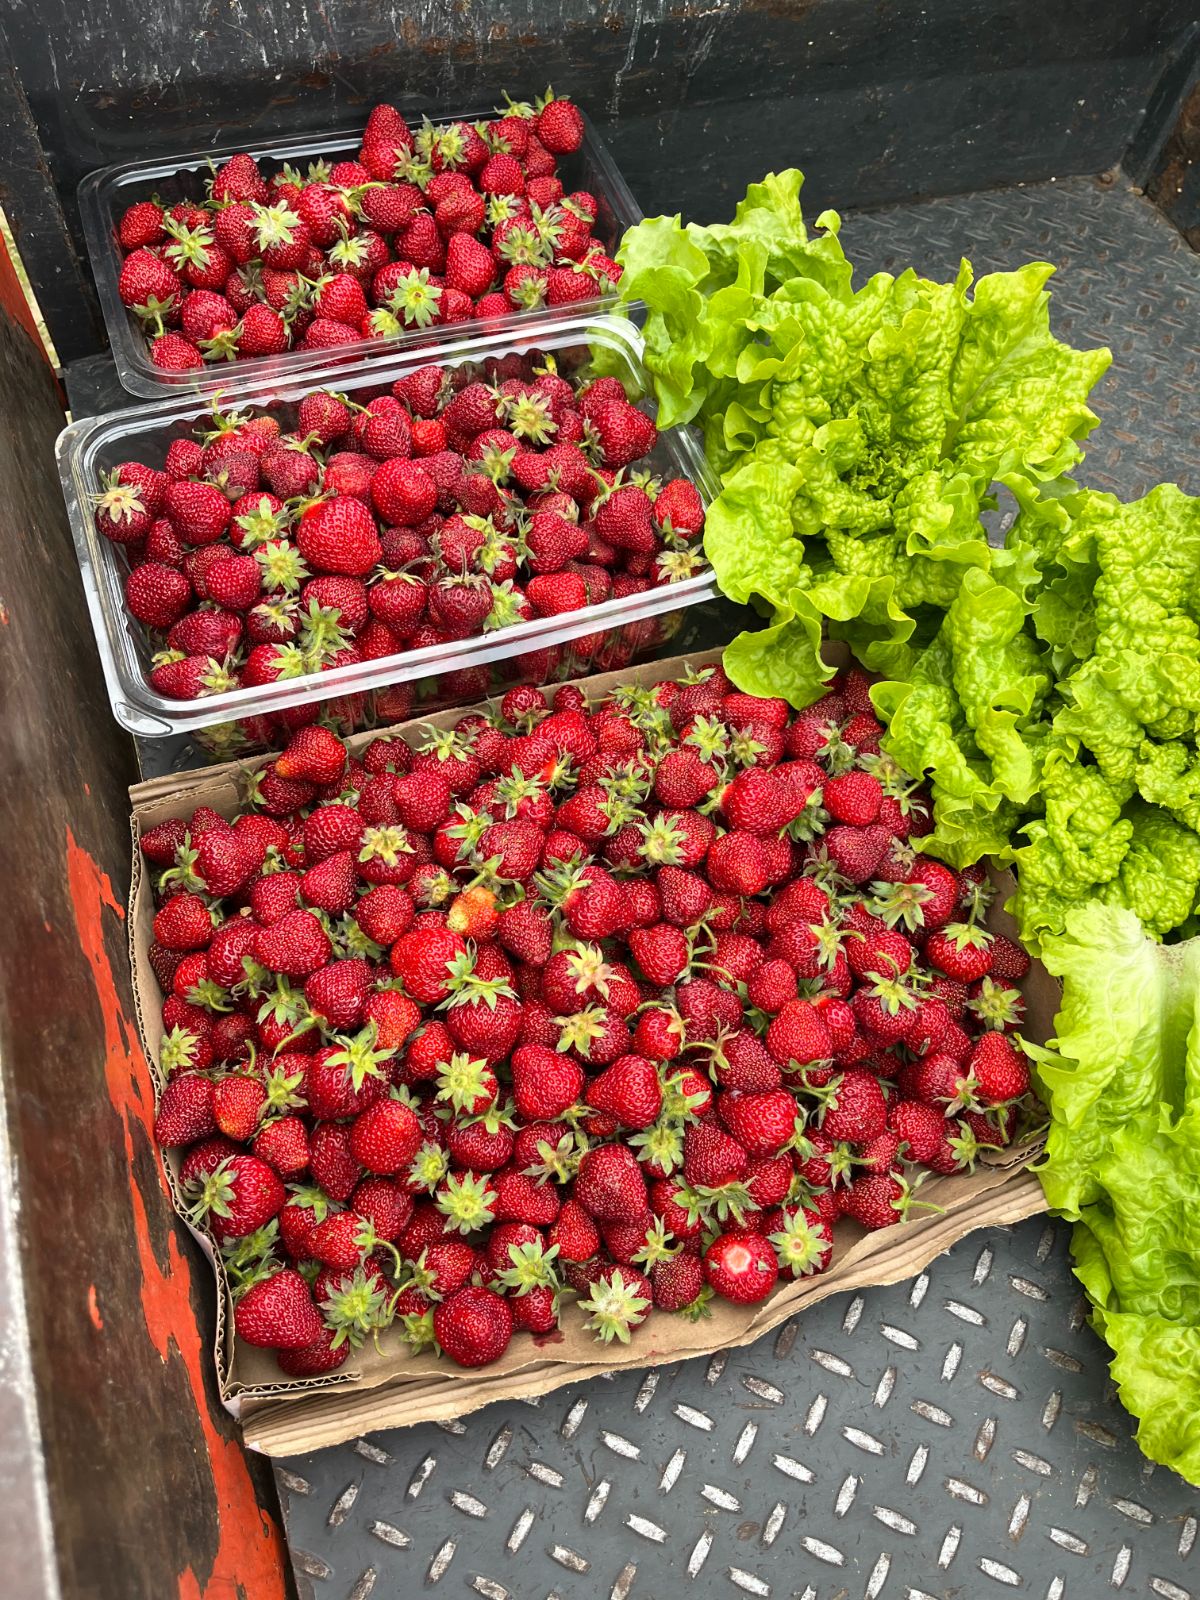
[
  {"x1": 277, "y1": 1219, "x2": 1200, "y2": 1599},
  {"x1": 4, "y1": 0, "x2": 1195, "y2": 361},
  {"x1": 271, "y1": 171, "x2": 1200, "y2": 1598}
]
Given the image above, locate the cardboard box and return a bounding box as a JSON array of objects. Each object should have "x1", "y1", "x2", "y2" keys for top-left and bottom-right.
[{"x1": 128, "y1": 648, "x2": 1056, "y2": 1457}]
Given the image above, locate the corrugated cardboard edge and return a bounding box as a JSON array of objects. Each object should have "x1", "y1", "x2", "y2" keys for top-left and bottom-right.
[{"x1": 128, "y1": 645, "x2": 1057, "y2": 1454}]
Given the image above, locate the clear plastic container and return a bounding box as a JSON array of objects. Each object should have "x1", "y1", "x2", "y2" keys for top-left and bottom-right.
[
  {"x1": 56, "y1": 313, "x2": 719, "y2": 746},
  {"x1": 78, "y1": 109, "x2": 642, "y2": 400}
]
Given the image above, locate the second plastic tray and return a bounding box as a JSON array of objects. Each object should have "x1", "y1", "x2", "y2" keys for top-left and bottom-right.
[
  {"x1": 56, "y1": 313, "x2": 719, "y2": 742},
  {"x1": 78, "y1": 107, "x2": 641, "y2": 400}
]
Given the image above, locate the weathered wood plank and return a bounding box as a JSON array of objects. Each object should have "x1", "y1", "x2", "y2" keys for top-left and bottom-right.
[{"x1": 0, "y1": 300, "x2": 290, "y2": 1599}]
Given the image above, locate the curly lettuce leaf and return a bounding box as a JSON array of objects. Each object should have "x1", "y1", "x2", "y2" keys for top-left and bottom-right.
[
  {"x1": 1031, "y1": 902, "x2": 1200, "y2": 1481},
  {"x1": 615, "y1": 174, "x2": 1110, "y2": 708}
]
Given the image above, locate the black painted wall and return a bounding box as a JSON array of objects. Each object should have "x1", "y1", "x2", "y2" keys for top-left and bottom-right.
[{"x1": 0, "y1": 0, "x2": 1196, "y2": 361}]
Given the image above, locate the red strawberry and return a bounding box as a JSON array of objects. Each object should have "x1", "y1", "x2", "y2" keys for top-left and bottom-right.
[
  {"x1": 683, "y1": 1122, "x2": 747, "y2": 1188},
  {"x1": 573, "y1": 1143, "x2": 647, "y2": 1221},
  {"x1": 275, "y1": 725, "x2": 347, "y2": 785},
  {"x1": 816, "y1": 1069, "x2": 887, "y2": 1143},
  {"x1": 925, "y1": 922, "x2": 994, "y2": 982},
  {"x1": 968, "y1": 1033, "x2": 1030, "y2": 1105},
  {"x1": 234, "y1": 1268, "x2": 323, "y2": 1350},
  {"x1": 704, "y1": 1231, "x2": 778, "y2": 1305},
  {"x1": 254, "y1": 910, "x2": 332, "y2": 977},
  {"x1": 433, "y1": 1285, "x2": 513, "y2": 1367},
  {"x1": 296, "y1": 497, "x2": 382, "y2": 577},
  {"x1": 889, "y1": 1099, "x2": 946, "y2": 1166},
  {"x1": 389, "y1": 926, "x2": 467, "y2": 1002},
  {"x1": 765, "y1": 1000, "x2": 832, "y2": 1067},
  {"x1": 823, "y1": 770, "x2": 883, "y2": 825},
  {"x1": 186, "y1": 1153, "x2": 284, "y2": 1240},
  {"x1": 349, "y1": 1098, "x2": 423, "y2": 1173},
  {"x1": 585, "y1": 1053, "x2": 662, "y2": 1130},
  {"x1": 154, "y1": 1073, "x2": 216, "y2": 1146}
]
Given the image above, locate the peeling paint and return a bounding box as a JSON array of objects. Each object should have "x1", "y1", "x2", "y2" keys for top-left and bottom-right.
[
  {"x1": 65, "y1": 828, "x2": 288, "y2": 1600},
  {"x1": 87, "y1": 1283, "x2": 104, "y2": 1330}
]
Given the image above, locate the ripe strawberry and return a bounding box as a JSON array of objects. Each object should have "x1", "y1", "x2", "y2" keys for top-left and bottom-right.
[
  {"x1": 707, "y1": 832, "x2": 768, "y2": 896},
  {"x1": 968, "y1": 1033, "x2": 1030, "y2": 1104},
  {"x1": 510, "y1": 1043, "x2": 583, "y2": 1121},
  {"x1": 816, "y1": 1069, "x2": 887, "y2": 1143},
  {"x1": 125, "y1": 562, "x2": 192, "y2": 628},
  {"x1": 573, "y1": 1143, "x2": 647, "y2": 1221},
  {"x1": 297, "y1": 498, "x2": 382, "y2": 576},
  {"x1": 627, "y1": 922, "x2": 690, "y2": 985},
  {"x1": 823, "y1": 770, "x2": 883, "y2": 826},
  {"x1": 433, "y1": 1285, "x2": 513, "y2": 1367},
  {"x1": 766, "y1": 1206, "x2": 833, "y2": 1279},
  {"x1": 389, "y1": 926, "x2": 467, "y2": 1002},
  {"x1": 841, "y1": 1172, "x2": 910, "y2": 1231},
  {"x1": 585, "y1": 1053, "x2": 661, "y2": 1130},
  {"x1": 275, "y1": 725, "x2": 347, "y2": 786},
  {"x1": 233, "y1": 1267, "x2": 323, "y2": 1350},
  {"x1": 925, "y1": 922, "x2": 994, "y2": 982},
  {"x1": 186, "y1": 1152, "x2": 284, "y2": 1240},
  {"x1": 253, "y1": 1116, "x2": 310, "y2": 1178},
  {"x1": 704, "y1": 1232, "x2": 778, "y2": 1305},
  {"x1": 718, "y1": 1088, "x2": 799, "y2": 1158},
  {"x1": 349, "y1": 1097, "x2": 423, "y2": 1173},
  {"x1": 765, "y1": 1000, "x2": 832, "y2": 1067},
  {"x1": 823, "y1": 823, "x2": 890, "y2": 884},
  {"x1": 889, "y1": 1099, "x2": 946, "y2": 1166},
  {"x1": 254, "y1": 909, "x2": 333, "y2": 977},
  {"x1": 987, "y1": 932, "x2": 1030, "y2": 982},
  {"x1": 153, "y1": 892, "x2": 215, "y2": 952},
  {"x1": 154, "y1": 1073, "x2": 216, "y2": 1146}
]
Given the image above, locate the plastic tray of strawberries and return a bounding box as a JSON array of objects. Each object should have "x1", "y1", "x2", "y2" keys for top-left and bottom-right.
[
  {"x1": 56, "y1": 313, "x2": 719, "y2": 751},
  {"x1": 78, "y1": 92, "x2": 640, "y2": 399},
  {"x1": 139, "y1": 654, "x2": 1041, "y2": 1385}
]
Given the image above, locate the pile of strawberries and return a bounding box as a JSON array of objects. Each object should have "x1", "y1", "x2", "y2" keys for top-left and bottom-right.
[
  {"x1": 92, "y1": 354, "x2": 705, "y2": 755},
  {"x1": 143, "y1": 662, "x2": 1036, "y2": 1375},
  {"x1": 113, "y1": 92, "x2": 617, "y2": 372}
]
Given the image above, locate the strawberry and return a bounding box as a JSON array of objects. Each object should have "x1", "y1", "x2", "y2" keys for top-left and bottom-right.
[
  {"x1": 349, "y1": 1097, "x2": 423, "y2": 1173},
  {"x1": 815, "y1": 1069, "x2": 887, "y2": 1143},
  {"x1": 986, "y1": 932, "x2": 1030, "y2": 982},
  {"x1": 233, "y1": 1268, "x2": 323, "y2": 1350},
  {"x1": 585, "y1": 1053, "x2": 662, "y2": 1129},
  {"x1": 704, "y1": 1231, "x2": 778, "y2": 1305},
  {"x1": 766, "y1": 1206, "x2": 833, "y2": 1279},
  {"x1": 889, "y1": 1099, "x2": 946, "y2": 1166},
  {"x1": 389, "y1": 926, "x2": 467, "y2": 1002},
  {"x1": 433, "y1": 1285, "x2": 513, "y2": 1367},
  {"x1": 154, "y1": 1073, "x2": 216, "y2": 1146},
  {"x1": 253, "y1": 1116, "x2": 310, "y2": 1178},
  {"x1": 254, "y1": 909, "x2": 333, "y2": 977},
  {"x1": 823, "y1": 770, "x2": 883, "y2": 826},
  {"x1": 718, "y1": 1087, "x2": 799, "y2": 1158},
  {"x1": 274, "y1": 725, "x2": 347, "y2": 786},
  {"x1": 925, "y1": 922, "x2": 994, "y2": 982},
  {"x1": 765, "y1": 1000, "x2": 832, "y2": 1067},
  {"x1": 968, "y1": 1033, "x2": 1030, "y2": 1104},
  {"x1": 578, "y1": 1264, "x2": 652, "y2": 1343},
  {"x1": 186, "y1": 1153, "x2": 284, "y2": 1240},
  {"x1": 296, "y1": 498, "x2": 382, "y2": 576},
  {"x1": 573, "y1": 1143, "x2": 647, "y2": 1221},
  {"x1": 841, "y1": 1172, "x2": 912, "y2": 1231},
  {"x1": 510, "y1": 1043, "x2": 583, "y2": 1121}
]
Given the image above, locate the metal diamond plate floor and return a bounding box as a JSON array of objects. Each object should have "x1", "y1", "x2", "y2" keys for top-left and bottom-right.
[{"x1": 272, "y1": 174, "x2": 1200, "y2": 1599}]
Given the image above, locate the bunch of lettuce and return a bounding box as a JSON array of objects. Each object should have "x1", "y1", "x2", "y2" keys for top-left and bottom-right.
[
  {"x1": 873, "y1": 481, "x2": 1200, "y2": 949},
  {"x1": 1031, "y1": 902, "x2": 1200, "y2": 1483},
  {"x1": 614, "y1": 170, "x2": 1110, "y2": 706},
  {"x1": 616, "y1": 173, "x2": 1200, "y2": 949}
]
